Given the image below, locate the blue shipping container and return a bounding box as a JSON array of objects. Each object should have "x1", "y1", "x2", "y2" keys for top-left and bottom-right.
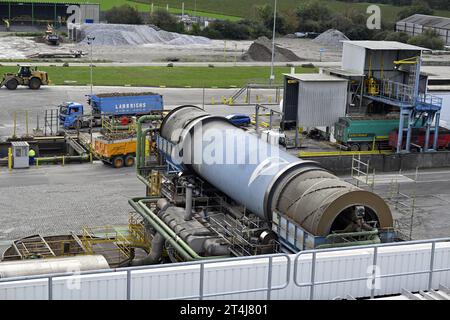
[{"x1": 90, "y1": 93, "x2": 164, "y2": 116}]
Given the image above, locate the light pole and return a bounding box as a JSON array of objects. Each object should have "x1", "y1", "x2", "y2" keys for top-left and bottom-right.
[
  {"x1": 87, "y1": 36, "x2": 95, "y2": 96},
  {"x1": 269, "y1": 0, "x2": 277, "y2": 85}
]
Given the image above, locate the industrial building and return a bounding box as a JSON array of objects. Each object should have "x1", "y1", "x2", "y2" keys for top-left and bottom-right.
[
  {"x1": 282, "y1": 40, "x2": 443, "y2": 153},
  {"x1": 0, "y1": 0, "x2": 100, "y2": 28},
  {"x1": 396, "y1": 14, "x2": 450, "y2": 46}
]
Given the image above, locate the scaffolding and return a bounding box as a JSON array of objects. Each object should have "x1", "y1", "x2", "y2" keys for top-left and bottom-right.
[{"x1": 2, "y1": 215, "x2": 151, "y2": 268}]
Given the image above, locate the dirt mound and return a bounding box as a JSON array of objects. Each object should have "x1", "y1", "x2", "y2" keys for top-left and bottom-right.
[
  {"x1": 79, "y1": 23, "x2": 211, "y2": 46},
  {"x1": 312, "y1": 29, "x2": 349, "y2": 47},
  {"x1": 242, "y1": 36, "x2": 302, "y2": 62}
]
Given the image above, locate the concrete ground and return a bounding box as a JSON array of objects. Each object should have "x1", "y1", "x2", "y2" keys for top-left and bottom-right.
[
  {"x1": 0, "y1": 162, "x2": 144, "y2": 254},
  {"x1": 343, "y1": 168, "x2": 450, "y2": 241},
  {"x1": 1, "y1": 163, "x2": 450, "y2": 255},
  {"x1": 0, "y1": 85, "x2": 277, "y2": 139}
]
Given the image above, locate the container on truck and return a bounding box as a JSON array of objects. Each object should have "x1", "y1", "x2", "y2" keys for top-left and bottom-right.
[
  {"x1": 334, "y1": 116, "x2": 401, "y2": 151},
  {"x1": 59, "y1": 92, "x2": 163, "y2": 129}
]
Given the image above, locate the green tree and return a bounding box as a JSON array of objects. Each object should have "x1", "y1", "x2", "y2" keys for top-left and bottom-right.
[
  {"x1": 149, "y1": 10, "x2": 184, "y2": 33},
  {"x1": 296, "y1": 0, "x2": 331, "y2": 32},
  {"x1": 407, "y1": 29, "x2": 445, "y2": 50},
  {"x1": 105, "y1": 5, "x2": 143, "y2": 25},
  {"x1": 397, "y1": 0, "x2": 434, "y2": 20}
]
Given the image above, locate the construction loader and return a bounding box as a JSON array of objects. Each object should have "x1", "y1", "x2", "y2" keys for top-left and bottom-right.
[{"x1": 1, "y1": 65, "x2": 50, "y2": 90}]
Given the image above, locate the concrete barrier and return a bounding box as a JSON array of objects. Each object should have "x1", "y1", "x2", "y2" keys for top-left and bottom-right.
[{"x1": 309, "y1": 151, "x2": 450, "y2": 175}]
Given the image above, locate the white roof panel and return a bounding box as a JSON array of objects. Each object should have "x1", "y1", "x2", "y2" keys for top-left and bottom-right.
[
  {"x1": 284, "y1": 73, "x2": 347, "y2": 82},
  {"x1": 342, "y1": 40, "x2": 428, "y2": 51}
]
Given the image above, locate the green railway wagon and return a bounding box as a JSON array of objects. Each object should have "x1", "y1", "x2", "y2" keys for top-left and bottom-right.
[{"x1": 334, "y1": 117, "x2": 400, "y2": 151}]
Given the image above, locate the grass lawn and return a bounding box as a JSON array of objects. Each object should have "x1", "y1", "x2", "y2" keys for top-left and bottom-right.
[
  {"x1": 0, "y1": 66, "x2": 318, "y2": 88},
  {"x1": 132, "y1": 0, "x2": 450, "y2": 22},
  {"x1": 4, "y1": 0, "x2": 449, "y2": 22}
]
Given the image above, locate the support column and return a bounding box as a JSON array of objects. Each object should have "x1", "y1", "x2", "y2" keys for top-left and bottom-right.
[
  {"x1": 433, "y1": 112, "x2": 440, "y2": 150},
  {"x1": 405, "y1": 109, "x2": 414, "y2": 153},
  {"x1": 424, "y1": 115, "x2": 431, "y2": 151},
  {"x1": 396, "y1": 109, "x2": 405, "y2": 153}
]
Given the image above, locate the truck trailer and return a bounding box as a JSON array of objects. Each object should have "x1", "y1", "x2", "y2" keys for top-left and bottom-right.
[
  {"x1": 389, "y1": 127, "x2": 450, "y2": 151},
  {"x1": 334, "y1": 116, "x2": 401, "y2": 151},
  {"x1": 59, "y1": 92, "x2": 163, "y2": 129}
]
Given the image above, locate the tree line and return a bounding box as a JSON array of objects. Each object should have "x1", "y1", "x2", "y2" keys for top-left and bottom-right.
[{"x1": 105, "y1": 1, "x2": 446, "y2": 49}]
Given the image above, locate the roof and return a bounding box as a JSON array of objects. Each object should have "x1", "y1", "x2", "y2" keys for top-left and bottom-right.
[
  {"x1": 11, "y1": 141, "x2": 29, "y2": 147},
  {"x1": 284, "y1": 73, "x2": 347, "y2": 82},
  {"x1": 324, "y1": 67, "x2": 365, "y2": 77},
  {"x1": 342, "y1": 40, "x2": 428, "y2": 51},
  {"x1": 397, "y1": 14, "x2": 450, "y2": 30}
]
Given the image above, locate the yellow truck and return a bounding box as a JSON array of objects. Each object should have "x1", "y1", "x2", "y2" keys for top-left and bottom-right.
[{"x1": 93, "y1": 136, "x2": 137, "y2": 168}]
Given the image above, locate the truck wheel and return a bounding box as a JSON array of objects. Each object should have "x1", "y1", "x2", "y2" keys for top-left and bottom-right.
[
  {"x1": 29, "y1": 77, "x2": 41, "y2": 90},
  {"x1": 74, "y1": 120, "x2": 82, "y2": 130},
  {"x1": 360, "y1": 143, "x2": 370, "y2": 151},
  {"x1": 112, "y1": 156, "x2": 124, "y2": 168},
  {"x1": 6, "y1": 79, "x2": 18, "y2": 90},
  {"x1": 124, "y1": 155, "x2": 135, "y2": 167},
  {"x1": 349, "y1": 143, "x2": 360, "y2": 151}
]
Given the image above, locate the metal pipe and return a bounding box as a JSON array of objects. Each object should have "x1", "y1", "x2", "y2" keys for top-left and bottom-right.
[
  {"x1": 160, "y1": 106, "x2": 393, "y2": 236},
  {"x1": 130, "y1": 232, "x2": 165, "y2": 266},
  {"x1": 433, "y1": 112, "x2": 440, "y2": 151},
  {"x1": 129, "y1": 197, "x2": 228, "y2": 261},
  {"x1": 129, "y1": 198, "x2": 195, "y2": 261},
  {"x1": 0, "y1": 255, "x2": 109, "y2": 278},
  {"x1": 35, "y1": 154, "x2": 89, "y2": 163},
  {"x1": 184, "y1": 184, "x2": 193, "y2": 221}
]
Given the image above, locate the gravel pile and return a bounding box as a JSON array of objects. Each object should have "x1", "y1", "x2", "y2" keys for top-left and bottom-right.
[
  {"x1": 242, "y1": 36, "x2": 301, "y2": 62},
  {"x1": 79, "y1": 23, "x2": 211, "y2": 46},
  {"x1": 312, "y1": 29, "x2": 349, "y2": 47}
]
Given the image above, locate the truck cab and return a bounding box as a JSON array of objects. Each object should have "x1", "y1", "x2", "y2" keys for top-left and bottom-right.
[{"x1": 59, "y1": 102, "x2": 84, "y2": 129}]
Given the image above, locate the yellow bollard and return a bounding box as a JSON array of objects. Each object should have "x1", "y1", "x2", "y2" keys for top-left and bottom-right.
[
  {"x1": 268, "y1": 96, "x2": 272, "y2": 103},
  {"x1": 221, "y1": 96, "x2": 227, "y2": 104},
  {"x1": 36, "y1": 158, "x2": 39, "y2": 167},
  {"x1": 62, "y1": 155, "x2": 65, "y2": 166},
  {"x1": 256, "y1": 95, "x2": 260, "y2": 103},
  {"x1": 228, "y1": 97, "x2": 233, "y2": 105},
  {"x1": 8, "y1": 148, "x2": 12, "y2": 171},
  {"x1": 244, "y1": 95, "x2": 248, "y2": 104},
  {"x1": 211, "y1": 97, "x2": 216, "y2": 105}
]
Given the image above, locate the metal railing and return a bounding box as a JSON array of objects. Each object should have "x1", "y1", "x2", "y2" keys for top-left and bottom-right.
[
  {"x1": 293, "y1": 237, "x2": 450, "y2": 300},
  {"x1": 1, "y1": 238, "x2": 450, "y2": 300},
  {"x1": 0, "y1": 253, "x2": 291, "y2": 300}
]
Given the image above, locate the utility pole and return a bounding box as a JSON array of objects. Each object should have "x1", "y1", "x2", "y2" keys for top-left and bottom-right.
[
  {"x1": 87, "y1": 36, "x2": 95, "y2": 96},
  {"x1": 269, "y1": 0, "x2": 277, "y2": 85}
]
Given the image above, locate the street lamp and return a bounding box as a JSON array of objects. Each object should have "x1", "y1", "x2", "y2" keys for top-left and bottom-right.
[
  {"x1": 269, "y1": 0, "x2": 277, "y2": 85},
  {"x1": 87, "y1": 36, "x2": 95, "y2": 96}
]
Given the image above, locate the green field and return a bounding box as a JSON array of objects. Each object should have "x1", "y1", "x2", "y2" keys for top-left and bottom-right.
[
  {"x1": 0, "y1": 66, "x2": 317, "y2": 88},
  {"x1": 3, "y1": 0, "x2": 450, "y2": 22},
  {"x1": 131, "y1": 0, "x2": 450, "y2": 22}
]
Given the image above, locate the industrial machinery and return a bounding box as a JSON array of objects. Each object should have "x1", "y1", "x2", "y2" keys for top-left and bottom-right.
[
  {"x1": 130, "y1": 106, "x2": 396, "y2": 264},
  {"x1": 44, "y1": 24, "x2": 60, "y2": 45},
  {"x1": 1, "y1": 65, "x2": 50, "y2": 90}
]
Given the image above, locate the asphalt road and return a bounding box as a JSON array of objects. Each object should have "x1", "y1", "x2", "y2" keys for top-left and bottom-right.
[{"x1": 0, "y1": 85, "x2": 277, "y2": 138}]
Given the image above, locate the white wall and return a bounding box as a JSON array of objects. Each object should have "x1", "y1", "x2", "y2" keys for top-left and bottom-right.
[{"x1": 1, "y1": 241, "x2": 449, "y2": 300}]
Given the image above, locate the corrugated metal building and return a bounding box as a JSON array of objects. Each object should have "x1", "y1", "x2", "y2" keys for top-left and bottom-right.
[
  {"x1": 281, "y1": 73, "x2": 348, "y2": 129},
  {"x1": 396, "y1": 14, "x2": 450, "y2": 45},
  {"x1": 0, "y1": 1, "x2": 100, "y2": 27}
]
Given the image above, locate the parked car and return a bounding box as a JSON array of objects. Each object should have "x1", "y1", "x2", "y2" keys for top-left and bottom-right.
[{"x1": 226, "y1": 114, "x2": 251, "y2": 126}]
